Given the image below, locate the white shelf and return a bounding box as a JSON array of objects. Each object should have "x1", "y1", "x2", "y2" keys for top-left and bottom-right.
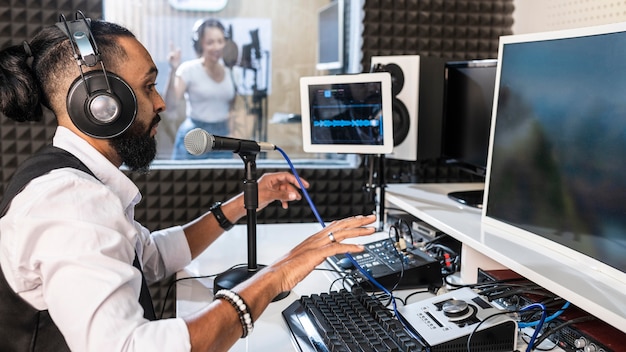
[{"x1": 386, "y1": 183, "x2": 626, "y2": 334}]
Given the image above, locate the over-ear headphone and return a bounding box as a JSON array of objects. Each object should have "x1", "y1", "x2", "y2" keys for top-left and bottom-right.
[{"x1": 56, "y1": 12, "x2": 137, "y2": 138}]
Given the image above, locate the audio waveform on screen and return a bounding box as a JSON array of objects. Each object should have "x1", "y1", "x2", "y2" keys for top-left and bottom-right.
[{"x1": 313, "y1": 119, "x2": 380, "y2": 128}]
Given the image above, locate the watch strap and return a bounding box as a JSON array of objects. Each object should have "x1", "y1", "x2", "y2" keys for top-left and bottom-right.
[{"x1": 210, "y1": 202, "x2": 234, "y2": 231}]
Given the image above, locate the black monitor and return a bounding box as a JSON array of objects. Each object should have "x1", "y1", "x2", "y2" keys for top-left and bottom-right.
[{"x1": 441, "y1": 59, "x2": 498, "y2": 207}]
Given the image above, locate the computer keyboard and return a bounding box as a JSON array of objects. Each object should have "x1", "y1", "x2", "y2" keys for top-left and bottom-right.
[{"x1": 282, "y1": 287, "x2": 425, "y2": 352}]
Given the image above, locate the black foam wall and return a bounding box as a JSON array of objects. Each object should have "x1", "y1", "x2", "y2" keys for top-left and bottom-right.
[{"x1": 361, "y1": 0, "x2": 514, "y2": 66}]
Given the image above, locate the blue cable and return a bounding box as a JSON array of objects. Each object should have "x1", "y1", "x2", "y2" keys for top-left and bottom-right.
[
  {"x1": 275, "y1": 147, "x2": 324, "y2": 225},
  {"x1": 275, "y1": 146, "x2": 428, "y2": 348},
  {"x1": 517, "y1": 301, "x2": 570, "y2": 328},
  {"x1": 275, "y1": 147, "x2": 388, "y2": 291},
  {"x1": 519, "y1": 303, "x2": 547, "y2": 352}
]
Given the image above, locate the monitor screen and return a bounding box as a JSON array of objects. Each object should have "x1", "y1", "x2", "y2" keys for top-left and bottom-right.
[
  {"x1": 483, "y1": 23, "x2": 626, "y2": 331},
  {"x1": 300, "y1": 72, "x2": 394, "y2": 155},
  {"x1": 441, "y1": 59, "x2": 498, "y2": 177},
  {"x1": 316, "y1": 0, "x2": 344, "y2": 71},
  {"x1": 441, "y1": 59, "x2": 497, "y2": 208}
]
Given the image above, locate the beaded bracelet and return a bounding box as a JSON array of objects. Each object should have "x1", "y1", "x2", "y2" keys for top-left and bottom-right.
[{"x1": 214, "y1": 289, "x2": 254, "y2": 338}]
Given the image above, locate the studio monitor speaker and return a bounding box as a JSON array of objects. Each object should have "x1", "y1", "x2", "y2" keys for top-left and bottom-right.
[{"x1": 371, "y1": 55, "x2": 445, "y2": 161}]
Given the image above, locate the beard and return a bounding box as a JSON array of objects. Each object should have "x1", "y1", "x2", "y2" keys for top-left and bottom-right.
[{"x1": 109, "y1": 115, "x2": 160, "y2": 174}]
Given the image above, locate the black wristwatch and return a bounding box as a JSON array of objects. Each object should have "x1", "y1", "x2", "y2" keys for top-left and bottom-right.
[{"x1": 210, "y1": 202, "x2": 234, "y2": 231}]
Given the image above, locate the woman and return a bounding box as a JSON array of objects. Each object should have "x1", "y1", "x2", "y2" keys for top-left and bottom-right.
[{"x1": 166, "y1": 18, "x2": 237, "y2": 159}]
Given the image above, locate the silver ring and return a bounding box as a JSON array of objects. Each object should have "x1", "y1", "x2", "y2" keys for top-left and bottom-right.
[{"x1": 327, "y1": 232, "x2": 337, "y2": 243}]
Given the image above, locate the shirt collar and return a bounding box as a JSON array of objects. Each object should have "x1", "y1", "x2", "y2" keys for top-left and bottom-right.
[{"x1": 52, "y1": 126, "x2": 142, "y2": 212}]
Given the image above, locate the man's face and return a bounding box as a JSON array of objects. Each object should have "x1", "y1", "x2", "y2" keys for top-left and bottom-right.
[{"x1": 107, "y1": 36, "x2": 165, "y2": 172}]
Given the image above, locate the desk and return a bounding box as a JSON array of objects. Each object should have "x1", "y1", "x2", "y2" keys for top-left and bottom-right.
[
  {"x1": 176, "y1": 222, "x2": 395, "y2": 351},
  {"x1": 176, "y1": 220, "x2": 561, "y2": 351}
]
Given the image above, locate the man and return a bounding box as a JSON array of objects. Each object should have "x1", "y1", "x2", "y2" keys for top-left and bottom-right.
[{"x1": 0, "y1": 14, "x2": 376, "y2": 351}]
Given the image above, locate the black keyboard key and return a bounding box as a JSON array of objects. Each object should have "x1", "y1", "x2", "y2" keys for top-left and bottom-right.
[
  {"x1": 306, "y1": 305, "x2": 333, "y2": 335},
  {"x1": 380, "y1": 338, "x2": 401, "y2": 352}
]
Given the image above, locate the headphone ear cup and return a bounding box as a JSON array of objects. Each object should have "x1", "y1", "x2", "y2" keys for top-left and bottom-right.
[
  {"x1": 192, "y1": 25, "x2": 202, "y2": 55},
  {"x1": 67, "y1": 71, "x2": 137, "y2": 138}
]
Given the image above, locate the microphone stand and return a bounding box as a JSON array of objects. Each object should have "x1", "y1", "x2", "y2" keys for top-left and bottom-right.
[{"x1": 213, "y1": 150, "x2": 290, "y2": 301}]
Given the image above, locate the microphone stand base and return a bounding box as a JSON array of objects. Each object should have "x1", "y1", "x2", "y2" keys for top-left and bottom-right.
[{"x1": 214, "y1": 265, "x2": 290, "y2": 302}]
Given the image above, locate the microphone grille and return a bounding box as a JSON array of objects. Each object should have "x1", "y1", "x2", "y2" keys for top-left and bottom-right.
[{"x1": 184, "y1": 128, "x2": 214, "y2": 155}]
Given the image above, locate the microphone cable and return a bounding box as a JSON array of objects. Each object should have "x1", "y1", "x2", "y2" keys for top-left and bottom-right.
[{"x1": 275, "y1": 146, "x2": 429, "y2": 349}]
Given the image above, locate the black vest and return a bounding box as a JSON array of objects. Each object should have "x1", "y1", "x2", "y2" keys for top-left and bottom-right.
[{"x1": 0, "y1": 145, "x2": 156, "y2": 352}]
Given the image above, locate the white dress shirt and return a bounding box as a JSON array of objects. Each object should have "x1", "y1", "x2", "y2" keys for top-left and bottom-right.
[{"x1": 0, "y1": 127, "x2": 193, "y2": 351}]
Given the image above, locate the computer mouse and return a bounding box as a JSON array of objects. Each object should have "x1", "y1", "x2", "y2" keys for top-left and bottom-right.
[{"x1": 336, "y1": 257, "x2": 355, "y2": 270}]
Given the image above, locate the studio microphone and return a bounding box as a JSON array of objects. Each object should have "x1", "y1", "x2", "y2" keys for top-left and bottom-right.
[
  {"x1": 184, "y1": 128, "x2": 275, "y2": 155},
  {"x1": 223, "y1": 25, "x2": 239, "y2": 68}
]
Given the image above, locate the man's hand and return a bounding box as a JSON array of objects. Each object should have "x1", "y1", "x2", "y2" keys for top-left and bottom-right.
[{"x1": 256, "y1": 172, "x2": 309, "y2": 210}]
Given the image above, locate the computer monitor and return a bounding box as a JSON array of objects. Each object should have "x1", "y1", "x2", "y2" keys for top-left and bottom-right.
[
  {"x1": 300, "y1": 72, "x2": 394, "y2": 155},
  {"x1": 316, "y1": 0, "x2": 344, "y2": 71},
  {"x1": 483, "y1": 22, "x2": 626, "y2": 332},
  {"x1": 441, "y1": 59, "x2": 497, "y2": 208}
]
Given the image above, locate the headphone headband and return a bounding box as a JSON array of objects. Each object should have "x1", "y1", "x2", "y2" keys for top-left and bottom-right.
[{"x1": 56, "y1": 13, "x2": 100, "y2": 68}]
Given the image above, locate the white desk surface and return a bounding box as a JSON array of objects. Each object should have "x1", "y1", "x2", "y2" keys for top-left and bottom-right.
[{"x1": 385, "y1": 183, "x2": 485, "y2": 250}]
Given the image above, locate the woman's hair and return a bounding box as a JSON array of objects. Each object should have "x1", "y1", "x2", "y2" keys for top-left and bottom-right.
[
  {"x1": 0, "y1": 19, "x2": 135, "y2": 123},
  {"x1": 191, "y1": 18, "x2": 226, "y2": 56}
]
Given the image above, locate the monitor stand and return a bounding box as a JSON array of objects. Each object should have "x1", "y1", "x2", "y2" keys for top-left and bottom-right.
[{"x1": 448, "y1": 190, "x2": 484, "y2": 209}]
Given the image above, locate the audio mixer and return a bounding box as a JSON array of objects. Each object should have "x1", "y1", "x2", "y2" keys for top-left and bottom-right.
[
  {"x1": 327, "y1": 237, "x2": 443, "y2": 291},
  {"x1": 398, "y1": 287, "x2": 518, "y2": 351}
]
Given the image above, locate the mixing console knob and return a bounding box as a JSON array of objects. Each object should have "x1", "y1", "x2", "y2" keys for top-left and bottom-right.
[
  {"x1": 442, "y1": 299, "x2": 469, "y2": 317},
  {"x1": 574, "y1": 337, "x2": 587, "y2": 348}
]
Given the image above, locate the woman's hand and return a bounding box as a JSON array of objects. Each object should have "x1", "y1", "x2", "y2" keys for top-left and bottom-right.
[
  {"x1": 256, "y1": 172, "x2": 309, "y2": 210},
  {"x1": 168, "y1": 42, "x2": 182, "y2": 71}
]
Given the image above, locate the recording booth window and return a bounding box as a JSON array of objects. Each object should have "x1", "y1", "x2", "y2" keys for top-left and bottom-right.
[{"x1": 103, "y1": 0, "x2": 364, "y2": 170}]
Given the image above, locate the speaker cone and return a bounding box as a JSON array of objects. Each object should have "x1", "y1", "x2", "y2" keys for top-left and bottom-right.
[{"x1": 392, "y1": 98, "x2": 410, "y2": 146}]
